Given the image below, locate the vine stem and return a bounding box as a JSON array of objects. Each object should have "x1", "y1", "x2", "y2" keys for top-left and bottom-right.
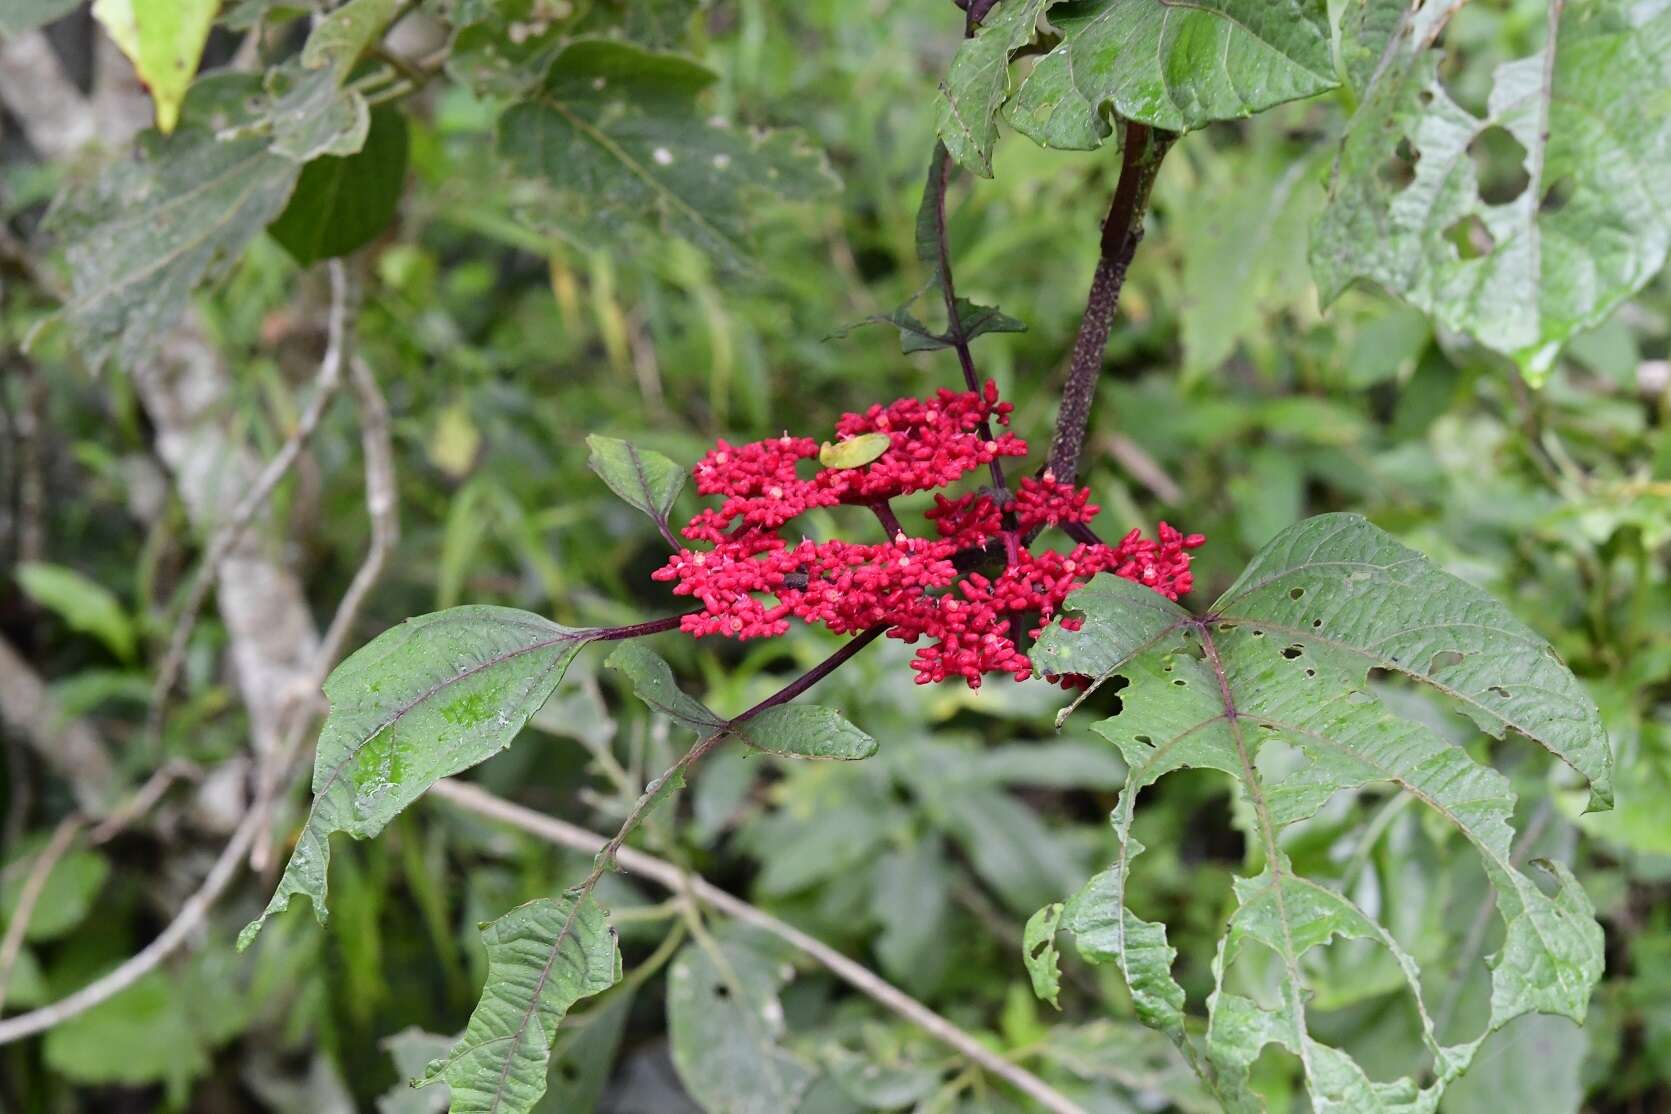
[
  {"x1": 0, "y1": 816, "x2": 82, "y2": 1015},
  {"x1": 583, "y1": 626, "x2": 886, "y2": 887},
  {"x1": 428, "y1": 777, "x2": 1088, "y2": 1114},
  {"x1": 1047, "y1": 122, "x2": 1176, "y2": 484},
  {"x1": 146, "y1": 261, "x2": 354, "y2": 744}
]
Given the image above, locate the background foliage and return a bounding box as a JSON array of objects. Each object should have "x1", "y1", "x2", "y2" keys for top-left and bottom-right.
[{"x1": 1, "y1": 1, "x2": 1668, "y2": 1112}]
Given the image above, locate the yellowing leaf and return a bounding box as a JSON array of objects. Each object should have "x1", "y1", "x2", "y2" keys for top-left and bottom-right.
[
  {"x1": 92, "y1": 0, "x2": 218, "y2": 134},
  {"x1": 819, "y1": 433, "x2": 890, "y2": 469},
  {"x1": 429, "y1": 401, "x2": 482, "y2": 480}
]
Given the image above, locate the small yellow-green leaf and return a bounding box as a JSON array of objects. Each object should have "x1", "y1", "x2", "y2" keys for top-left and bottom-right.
[
  {"x1": 93, "y1": 0, "x2": 218, "y2": 134},
  {"x1": 819, "y1": 433, "x2": 891, "y2": 470}
]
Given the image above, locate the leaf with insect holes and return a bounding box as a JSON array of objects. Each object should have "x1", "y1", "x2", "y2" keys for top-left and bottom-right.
[
  {"x1": 417, "y1": 894, "x2": 621, "y2": 1114},
  {"x1": 1007, "y1": 0, "x2": 1337, "y2": 139},
  {"x1": 585, "y1": 435, "x2": 686, "y2": 540},
  {"x1": 1312, "y1": 0, "x2": 1671, "y2": 382},
  {"x1": 668, "y1": 927, "x2": 816, "y2": 1114},
  {"x1": 1027, "y1": 514, "x2": 1608, "y2": 1110},
  {"x1": 239, "y1": 607, "x2": 596, "y2": 949},
  {"x1": 1023, "y1": 902, "x2": 1064, "y2": 1009},
  {"x1": 496, "y1": 39, "x2": 837, "y2": 273},
  {"x1": 936, "y1": 0, "x2": 1056, "y2": 176}
]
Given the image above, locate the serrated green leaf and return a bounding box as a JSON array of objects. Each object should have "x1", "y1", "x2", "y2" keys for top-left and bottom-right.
[
  {"x1": 93, "y1": 0, "x2": 218, "y2": 134},
  {"x1": 585, "y1": 434, "x2": 687, "y2": 536},
  {"x1": 419, "y1": 894, "x2": 622, "y2": 1114},
  {"x1": 496, "y1": 39, "x2": 837, "y2": 273},
  {"x1": 1007, "y1": 0, "x2": 1337, "y2": 136},
  {"x1": 668, "y1": 928, "x2": 816, "y2": 1114},
  {"x1": 736, "y1": 705, "x2": 876, "y2": 761},
  {"x1": 14, "y1": 561, "x2": 136, "y2": 661},
  {"x1": 1003, "y1": 48, "x2": 1107, "y2": 151},
  {"x1": 936, "y1": 0, "x2": 1055, "y2": 176},
  {"x1": 1312, "y1": 0, "x2": 1671, "y2": 381},
  {"x1": 268, "y1": 105, "x2": 408, "y2": 265},
  {"x1": 239, "y1": 607, "x2": 595, "y2": 948},
  {"x1": 1214, "y1": 512, "x2": 1613, "y2": 812},
  {"x1": 46, "y1": 84, "x2": 301, "y2": 371},
  {"x1": 1036, "y1": 514, "x2": 1609, "y2": 1111},
  {"x1": 605, "y1": 641, "x2": 725, "y2": 735},
  {"x1": 1023, "y1": 902, "x2": 1064, "y2": 1009}
]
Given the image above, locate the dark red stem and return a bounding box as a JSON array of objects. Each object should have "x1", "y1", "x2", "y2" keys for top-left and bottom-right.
[
  {"x1": 1047, "y1": 122, "x2": 1175, "y2": 484},
  {"x1": 591, "y1": 613, "x2": 693, "y2": 641}
]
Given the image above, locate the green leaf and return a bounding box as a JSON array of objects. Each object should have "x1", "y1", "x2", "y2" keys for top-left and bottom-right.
[
  {"x1": 1008, "y1": 0, "x2": 1337, "y2": 137},
  {"x1": 585, "y1": 434, "x2": 687, "y2": 537},
  {"x1": 379, "y1": 1029, "x2": 453, "y2": 1114},
  {"x1": 300, "y1": 0, "x2": 398, "y2": 77},
  {"x1": 833, "y1": 144, "x2": 1025, "y2": 354},
  {"x1": 14, "y1": 561, "x2": 136, "y2": 661},
  {"x1": 1214, "y1": 512, "x2": 1612, "y2": 812},
  {"x1": 93, "y1": 0, "x2": 218, "y2": 134},
  {"x1": 1312, "y1": 0, "x2": 1671, "y2": 381},
  {"x1": 46, "y1": 81, "x2": 301, "y2": 371},
  {"x1": 1, "y1": 841, "x2": 110, "y2": 942},
  {"x1": 817, "y1": 433, "x2": 890, "y2": 470},
  {"x1": 736, "y1": 705, "x2": 877, "y2": 761},
  {"x1": 496, "y1": 39, "x2": 837, "y2": 273},
  {"x1": 605, "y1": 640, "x2": 725, "y2": 735},
  {"x1": 936, "y1": 0, "x2": 1054, "y2": 177},
  {"x1": 419, "y1": 894, "x2": 622, "y2": 1114},
  {"x1": 539, "y1": 991, "x2": 634, "y2": 1112},
  {"x1": 1034, "y1": 513, "x2": 1609, "y2": 1110},
  {"x1": 0, "y1": 0, "x2": 80, "y2": 35},
  {"x1": 668, "y1": 927, "x2": 817, "y2": 1113},
  {"x1": 1178, "y1": 135, "x2": 1324, "y2": 378},
  {"x1": 42, "y1": 971, "x2": 211, "y2": 1106},
  {"x1": 268, "y1": 105, "x2": 409, "y2": 265},
  {"x1": 239, "y1": 606, "x2": 596, "y2": 948},
  {"x1": 1023, "y1": 902, "x2": 1064, "y2": 1009},
  {"x1": 1002, "y1": 48, "x2": 1106, "y2": 151}
]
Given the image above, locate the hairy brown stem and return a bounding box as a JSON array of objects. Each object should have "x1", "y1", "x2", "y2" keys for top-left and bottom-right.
[{"x1": 1047, "y1": 122, "x2": 1175, "y2": 484}]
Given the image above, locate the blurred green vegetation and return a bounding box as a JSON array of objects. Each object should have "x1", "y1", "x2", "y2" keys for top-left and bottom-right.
[{"x1": 2, "y1": 1, "x2": 1668, "y2": 1111}]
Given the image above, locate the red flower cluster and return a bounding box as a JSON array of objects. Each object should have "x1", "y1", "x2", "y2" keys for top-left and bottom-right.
[{"x1": 653, "y1": 382, "x2": 1203, "y2": 687}]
